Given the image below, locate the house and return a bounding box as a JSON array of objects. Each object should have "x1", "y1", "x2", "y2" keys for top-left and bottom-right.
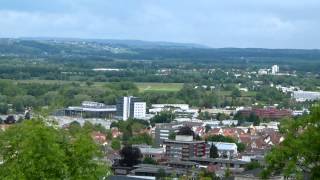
[
  {"x1": 132, "y1": 144, "x2": 165, "y2": 161},
  {"x1": 91, "y1": 131, "x2": 106, "y2": 143},
  {"x1": 111, "y1": 127, "x2": 122, "y2": 138},
  {"x1": 209, "y1": 142, "x2": 238, "y2": 159}
]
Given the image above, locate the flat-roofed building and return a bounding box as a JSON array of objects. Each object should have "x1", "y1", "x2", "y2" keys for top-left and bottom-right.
[
  {"x1": 292, "y1": 90, "x2": 320, "y2": 102},
  {"x1": 238, "y1": 108, "x2": 291, "y2": 120},
  {"x1": 61, "y1": 101, "x2": 116, "y2": 119},
  {"x1": 154, "y1": 122, "x2": 182, "y2": 147},
  {"x1": 208, "y1": 142, "x2": 238, "y2": 159},
  {"x1": 132, "y1": 144, "x2": 164, "y2": 161},
  {"x1": 163, "y1": 135, "x2": 208, "y2": 160}
]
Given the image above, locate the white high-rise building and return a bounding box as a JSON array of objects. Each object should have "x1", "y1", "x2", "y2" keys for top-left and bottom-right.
[
  {"x1": 271, "y1": 65, "x2": 279, "y2": 74},
  {"x1": 116, "y1": 96, "x2": 146, "y2": 120}
]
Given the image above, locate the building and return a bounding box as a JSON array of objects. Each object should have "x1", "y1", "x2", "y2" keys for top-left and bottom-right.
[
  {"x1": 238, "y1": 108, "x2": 291, "y2": 120},
  {"x1": 60, "y1": 101, "x2": 116, "y2": 119},
  {"x1": 271, "y1": 65, "x2": 279, "y2": 74},
  {"x1": 163, "y1": 135, "x2": 208, "y2": 160},
  {"x1": 203, "y1": 120, "x2": 238, "y2": 128},
  {"x1": 208, "y1": 142, "x2": 238, "y2": 159},
  {"x1": 154, "y1": 122, "x2": 182, "y2": 147},
  {"x1": 91, "y1": 131, "x2": 107, "y2": 144},
  {"x1": 149, "y1": 104, "x2": 198, "y2": 119},
  {"x1": 130, "y1": 164, "x2": 187, "y2": 177},
  {"x1": 116, "y1": 96, "x2": 146, "y2": 120},
  {"x1": 51, "y1": 116, "x2": 113, "y2": 129},
  {"x1": 258, "y1": 69, "x2": 268, "y2": 75},
  {"x1": 189, "y1": 157, "x2": 249, "y2": 172},
  {"x1": 201, "y1": 108, "x2": 236, "y2": 116},
  {"x1": 132, "y1": 145, "x2": 165, "y2": 161},
  {"x1": 292, "y1": 90, "x2": 320, "y2": 102},
  {"x1": 150, "y1": 104, "x2": 189, "y2": 112}
]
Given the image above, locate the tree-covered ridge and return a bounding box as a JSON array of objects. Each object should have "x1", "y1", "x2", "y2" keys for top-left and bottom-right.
[{"x1": 1, "y1": 38, "x2": 320, "y2": 61}]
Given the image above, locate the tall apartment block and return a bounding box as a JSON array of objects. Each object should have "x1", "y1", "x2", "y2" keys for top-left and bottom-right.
[
  {"x1": 163, "y1": 135, "x2": 209, "y2": 160},
  {"x1": 116, "y1": 96, "x2": 146, "y2": 120}
]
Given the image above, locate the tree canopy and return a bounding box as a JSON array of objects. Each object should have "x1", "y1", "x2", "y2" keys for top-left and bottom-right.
[
  {"x1": 209, "y1": 144, "x2": 219, "y2": 158},
  {"x1": 0, "y1": 119, "x2": 109, "y2": 179},
  {"x1": 263, "y1": 104, "x2": 320, "y2": 179},
  {"x1": 177, "y1": 126, "x2": 195, "y2": 137},
  {"x1": 119, "y1": 145, "x2": 142, "y2": 167}
]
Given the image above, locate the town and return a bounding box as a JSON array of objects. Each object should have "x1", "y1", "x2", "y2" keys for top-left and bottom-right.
[
  {"x1": 0, "y1": 0, "x2": 320, "y2": 177},
  {"x1": 0, "y1": 60, "x2": 320, "y2": 179}
]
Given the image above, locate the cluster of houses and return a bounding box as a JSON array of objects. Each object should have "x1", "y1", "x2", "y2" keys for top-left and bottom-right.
[
  {"x1": 0, "y1": 97, "x2": 300, "y2": 179},
  {"x1": 31, "y1": 99, "x2": 312, "y2": 179},
  {"x1": 106, "y1": 120, "x2": 284, "y2": 179}
]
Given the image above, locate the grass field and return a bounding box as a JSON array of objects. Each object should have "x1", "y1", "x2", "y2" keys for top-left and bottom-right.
[
  {"x1": 136, "y1": 83, "x2": 183, "y2": 92},
  {"x1": 6, "y1": 79, "x2": 184, "y2": 92},
  {"x1": 5, "y1": 79, "x2": 257, "y2": 95}
]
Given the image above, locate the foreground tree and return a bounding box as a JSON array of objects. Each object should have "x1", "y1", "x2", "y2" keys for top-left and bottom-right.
[
  {"x1": 210, "y1": 144, "x2": 219, "y2": 158},
  {"x1": 177, "y1": 126, "x2": 195, "y2": 137},
  {"x1": 0, "y1": 119, "x2": 109, "y2": 179},
  {"x1": 119, "y1": 145, "x2": 142, "y2": 167},
  {"x1": 262, "y1": 104, "x2": 320, "y2": 179}
]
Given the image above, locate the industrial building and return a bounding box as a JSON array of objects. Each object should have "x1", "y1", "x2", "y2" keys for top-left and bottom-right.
[{"x1": 60, "y1": 101, "x2": 117, "y2": 119}]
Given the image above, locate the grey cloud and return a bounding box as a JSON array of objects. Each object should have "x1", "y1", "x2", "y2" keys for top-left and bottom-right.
[{"x1": 0, "y1": 0, "x2": 319, "y2": 48}]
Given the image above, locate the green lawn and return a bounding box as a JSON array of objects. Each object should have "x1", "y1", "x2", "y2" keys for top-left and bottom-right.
[
  {"x1": 136, "y1": 83, "x2": 183, "y2": 92},
  {"x1": 6, "y1": 79, "x2": 184, "y2": 92},
  {"x1": 6, "y1": 79, "x2": 256, "y2": 95}
]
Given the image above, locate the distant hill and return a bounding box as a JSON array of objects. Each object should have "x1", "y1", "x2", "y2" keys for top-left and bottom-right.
[
  {"x1": 20, "y1": 37, "x2": 209, "y2": 49},
  {"x1": 0, "y1": 38, "x2": 320, "y2": 63}
]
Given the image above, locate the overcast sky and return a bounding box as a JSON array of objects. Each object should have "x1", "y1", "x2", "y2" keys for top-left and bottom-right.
[{"x1": 0, "y1": 0, "x2": 319, "y2": 49}]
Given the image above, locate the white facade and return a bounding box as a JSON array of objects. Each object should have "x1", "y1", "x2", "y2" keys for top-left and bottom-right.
[
  {"x1": 133, "y1": 102, "x2": 146, "y2": 119},
  {"x1": 118, "y1": 96, "x2": 146, "y2": 120},
  {"x1": 151, "y1": 104, "x2": 189, "y2": 111},
  {"x1": 292, "y1": 90, "x2": 320, "y2": 102},
  {"x1": 209, "y1": 142, "x2": 238, "y2": 159},
  {"x1": 122, "y1": 96, "x2": 130, "y2": 120},
  {"x1": 271, "y1": 65, "x2": 279, "y2": 74},
  {"x1": 258, "y1": 69, "x2": 268, "y2": 75}
]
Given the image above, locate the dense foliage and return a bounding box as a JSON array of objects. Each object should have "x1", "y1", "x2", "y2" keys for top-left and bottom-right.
[
  {"x1": 119, "y1": 145, "x2": 142, "y2": 167},
  {"x1": 0, "y1": 119, "x2": 109, "y2": 179},
  {"x1": 262, "y1": 104, "x2": 320, "y2": 179}
]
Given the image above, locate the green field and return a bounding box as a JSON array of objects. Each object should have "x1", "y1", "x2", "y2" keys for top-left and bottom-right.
[
  {"x1": 4, "y1": 79, "x2": 258, "y2": 95},
  {"x1": 5, "y1": 79, "x2": 184, "y2": 92},
  {"x1": 136, "y1": 83, "x2": 183, "y2": 92}
]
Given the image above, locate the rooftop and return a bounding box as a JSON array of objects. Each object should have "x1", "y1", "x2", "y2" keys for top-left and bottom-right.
[
  {"x1": 209, "y1": 142, "x2": 237, "y2": 151},
  {"x1": 189, "y1": 157, "x2": 249, "y2": 165}
]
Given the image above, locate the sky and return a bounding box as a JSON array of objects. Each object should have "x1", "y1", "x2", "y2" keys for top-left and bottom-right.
[{"x1": 0, "y1": 0, "x2": 319, "y2": 49}]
